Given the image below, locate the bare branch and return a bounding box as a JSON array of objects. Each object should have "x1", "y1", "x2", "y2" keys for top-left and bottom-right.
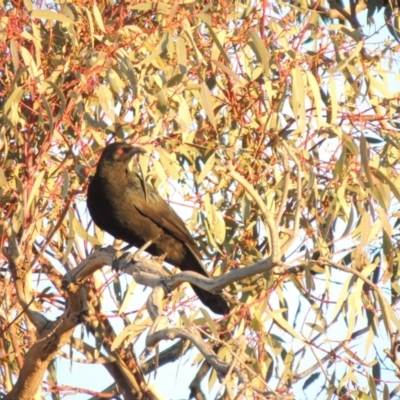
[
  {"x1": 146, "y1": 326, "x2": 237, "y2": 378},
  {"x1": 3, "y1": 248, "x2": 154, "y2": 400},
  {"x1": 121, "y1": 255, "x2": 275, "y2": 294}
]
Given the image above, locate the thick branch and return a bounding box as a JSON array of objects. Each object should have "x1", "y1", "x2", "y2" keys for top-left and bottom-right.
[
  {"x1": 146, "y1": 327, "x2": 237, "y2": 378},
  {"x1": 122, "y1": 256, "x2": 275, "y2": 293},
  {"x1": 4, "y1": 285, "x2": 85, "y2": 400},
  {"x1": 4, "y1": 247, "x2": 150, "y2": 400}
]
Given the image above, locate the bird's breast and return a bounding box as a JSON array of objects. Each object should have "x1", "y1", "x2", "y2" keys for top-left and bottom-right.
[{"x1": 87, "y1": 174, "x2": 164, "y2": 247}]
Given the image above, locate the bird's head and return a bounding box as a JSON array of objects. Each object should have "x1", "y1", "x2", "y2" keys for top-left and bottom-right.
[{"x1": 99, "y1": 142, "x2": 147, "y2": 164}]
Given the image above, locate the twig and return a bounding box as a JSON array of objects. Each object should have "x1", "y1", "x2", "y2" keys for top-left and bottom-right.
[{"x1": 146, "y1": 327, "x2": 240, "y2": 378}]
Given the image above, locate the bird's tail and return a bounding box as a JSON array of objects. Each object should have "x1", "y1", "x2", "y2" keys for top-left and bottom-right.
[{"x1": 181, "y1": 251, "x2": 229, "y2": 315}]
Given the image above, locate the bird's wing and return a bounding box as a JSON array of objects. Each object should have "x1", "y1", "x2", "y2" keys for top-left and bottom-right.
[{"x1": 127, "y1": 172, "x2": 203, "y2": 258}]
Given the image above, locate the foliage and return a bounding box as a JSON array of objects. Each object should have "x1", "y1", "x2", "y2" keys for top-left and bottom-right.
[{"x1": 1, "y1": 0, "x2": 400, "y2": 398}]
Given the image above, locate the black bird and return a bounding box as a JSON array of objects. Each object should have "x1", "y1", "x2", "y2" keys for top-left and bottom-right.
[{"x1": 87, "y1": 142, "x2": 229, "y2": 315}]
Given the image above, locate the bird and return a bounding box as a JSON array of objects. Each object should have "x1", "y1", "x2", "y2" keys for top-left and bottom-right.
[{"x1": 87, "y1": 142, "x2": 229, "y2": 315}]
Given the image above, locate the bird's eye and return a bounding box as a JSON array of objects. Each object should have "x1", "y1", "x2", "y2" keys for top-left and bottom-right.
[{"x1": 116, "y1": 148, "x2": 125, "y2": 155}]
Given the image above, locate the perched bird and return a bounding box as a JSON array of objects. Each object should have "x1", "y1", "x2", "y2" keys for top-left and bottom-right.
[{"x1": 87, "y1": 142, "x2": 229, "y2": 315}]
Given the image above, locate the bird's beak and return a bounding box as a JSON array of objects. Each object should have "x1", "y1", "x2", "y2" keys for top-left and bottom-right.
[
  {"x1": 127, "y1": 146, "x2": 146, "y2": 172},
  {"x1": 128, "y1": 146, "x2": 147, "y2": 156}
]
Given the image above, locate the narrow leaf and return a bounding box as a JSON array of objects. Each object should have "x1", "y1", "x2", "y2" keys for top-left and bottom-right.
[
  {"x1": 248, "y1": 30, "x2": 270, "y2": 76},
  {"x1": 176, "y1": 35, "x2": 187, "y2": 74},
  {"x1": 360, "y1": 134, "x2": 374, "y2": 191},
  {"x1": 372, "y1": 168, "x2": 400, "y2": 202},
  {"x1": 197, "y1": 153, "x2": 215, "y2": 183},
  {"x1": 269, "y1": 310, "x2": 305, "y2": 343},
  {"x1": 72, "y1": 214, "x2": 102, "y2": 245},
  {"x1": 84, "y1": 7, "x2": 95, "y2": 48},
  {"x1": 10, "y1": 40, "x2": 19, "y2": 71},
  {"x1": 41, "y1": 94, "x2": 54, "y2": 132},
  {"x1": 119, "y1": 279, "x2": 137, "y2": 315},
  {"x1": 306, "y1": 71, "x2": 323, "y2": 128},
  {"x1": 31, "y1": 9, "x2": 73, "y2": 24},
  {"x1": 46, "y1": 81, "x2": 66, "y2": 122},
  {"x1": 26, "y1": 171, "x2": 45, "y2": 212},
  {"x1": 203, "y1": 21, "x2": 230, "y2": 66},
  {"x1": 329, "y1": 74, "x2": 338, "y2": 123},
  {"x1": 200, "y1": 82, "x2": 217, "y2": 131},
  {"x1": 212, "y1": 59, "x2": 243, "y2": 84},
  {"x1": 92, "y1": 4, "x2": 106, "y2": 33},
  {"x1": 4, "y1": 86, "x2": 24, "y2": 114},
  {"x1": 330, "y1": 274, "x2": 353, "y2": 323},
  {"x1": 328, "y1": 41, "x2": 363, "y2": 73}
]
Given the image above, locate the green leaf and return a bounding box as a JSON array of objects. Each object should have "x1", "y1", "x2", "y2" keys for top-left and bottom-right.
[
  {"x1": 26, "y1": 170, "x2": 44, "y2": 212},
  {"x1": 269, "y1": 309, "x2": 305, "y2": 343},
  {"x1": 248, "y1": 30, "x2": 270, "y2": 76},
  {"x1": 359, "y1": 212, "x2": 371, "y2": 247},
  {"x1": 31, "y1": 9, "x2": 73, "y2": 24},
  {"x1": 166, "y1": 73, "x2": 185, "y2": 88},
  {"x1": 158, "y1": 148, "x2": 180, "y2": 180},
  {"x1": 201, "y1": 20, "x2": 230, "y2": 66},
  {"x1": 116, "y1": 49, "x2": 138, "y2": 95},
  {"x1": 211, "y1": 59, "x2": 243, "y2": 84},
  {"x1": 350, "y1": 391, "x2": 374, "y2": 400},
  {"x1": 72, "y1": 213, "x2": 102, "y2": 245},
  {"x1": 107, "y1": 67, "x2": 124, "y2": 94},
  {"x1": 96, "y1": 84, "x2": 115, "y2": 122},
  {"x1": 241, "y1": 193, "x2": 251, "y2": 221},
  {"x1": 371, "y1": 168, "x2": 400, "y2": 203},
  {"x1": 371, "y1": 366, "x2": 380, "y2": 392},
  {"x1": 328, "y1": 73, "x2": 338, "y2": 124},
  {"x1": 328, "y1": 40, "x2": 363, "y2": 73},
  {"x1": 306, "y1": 71, "x2": 323, "y2": 128},
  {"x1": 302, "y1": 372, "x2": 320, "y2": 390},
  {"x1": 111, "y1": 323, "x2": 147, "y2": 351},
  {"x1": 176, "y1": 35, "x2": 187, "y2": 74},
  {"x1": 62, "y1": 212, "x2": 75, "y2": 265},
  {"x1": 10, "y1": 40, "x2": 19, "y2": 71},
  {"x1": 40, "y1": 94, "x2": 53, "y2": 132},
  {"x1": 330, "y1": 274, "x2": 353, "y2": 323},
  {"x1": 367, "y1": 73, "x2": 393, "y2": 98},
  {"x1": 210, "y1": 204, "x2": 226, "y2": 244},
  {"x1": 3, "y1": 86, "x2": 24, "y2": 114},
  {"x1": 200, "y1": 309, "x2": 218, "y2": 338},
  {"x1": 360, "y1": 134, "x2": 374, "y2": 191},
  {"x1": 119, "y1": 279, "x2": 137, "y2": 315},
  {"x1": 197, "y1": 153, "x2": 215, "y2": 183},
  {"x1": 83, "y1": 7, "x2": 95, "y2": 48},
  {"x1": 291, "y1": 65, "x2": 305, "y2": 131},
  {"x1": 152, "y1": 158, "x2": 168, "y2": 187},
  {"x1": 200, "y1": 82, "x2": 217, "y2": 131},
  {"x1": 92, "y1": 4, "x2": 106, "y2": 33},
  {"x1": 45, "y1": 81, "x2": 66, "y2": 122},
  {"x1": 20, "y1": 46, "x2": 39, "y2": 77},
  {"x1": 0, "y1": 168, "x2": 7, "y2": 188}
]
